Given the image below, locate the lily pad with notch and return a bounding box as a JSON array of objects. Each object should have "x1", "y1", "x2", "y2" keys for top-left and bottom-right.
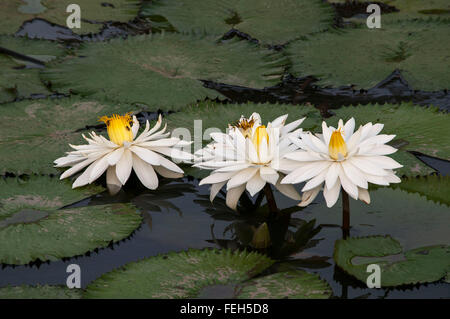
[
  {"x1": 84, "y1": 248, "x2": 332, "y2": 298},
  {"x1": 0, "y1": 0, "x2": 140, "y2": 35},
  {"x1": 391, "y1": 175, "x2": 450, "y2": 206},
  {"x1": 302, "y1": 187, "x2": 450, "y2": 250},
  {"x1": 0, "y1": 285, "x2": 82, "y2": 299},
  {"x1": 334, "y1": 235, "x2": 450, "y2": 287},
  {"x1": 0, "y1": 36, "x2": 66, "y2": 103},
  {"x1": 286, "y1": 18, "x2": 450, "y2": 91},
  {"x1": 329, "y1": 0, "x2": 450, "y2": 21},
  {"x1": 0, "y1": 175, "x2": 142, "y2": 265},
  {"x1": 237, "y1": 270, "x2": 332, "y2": 298},
  {"x1": 141, "y1": 0, "x2": 335, "y2": 45},
  {"x1": 0, "y1": 97, "x2": 137, "y2": 175},
  {"x1": 42, "y1": 34, "x2": 288, "y2": 110}
]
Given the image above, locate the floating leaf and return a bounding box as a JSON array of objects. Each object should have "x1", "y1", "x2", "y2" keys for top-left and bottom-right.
[
  {"x1": 85, "y1": 249, "x2": 274, "y2": 298},
  {"x1": 286, "y1": 19, "x2": 450, "y2": 91},
  {"x1": 392, "y1": 175, "x2": 450, "y2": 206},
  {"x1": 0, "y1": 176, "x2": 142, "y2": 265},
  {"x1": 302, "y1": 187, "x2": 450, "y2": 250},
  {"x1": 0, "y1": 0, "x2": 140, "y2": 35},
  {"x1": 0, "y1": 285, "x2": 81, "y2": 299},
  {"x1": 0, "y1": 98, "x2": 136, "y2": 175},
  {"x1": 334, "y1": 235, "x2": 450, "y2": 287},
  {"x1": 237, "y1": 270, "x2": 331, "y2": 298},
  {"x1": 0, "y1": 36, "x2": 65, "y2": 103},
  {"x1": 43, "y1": 34, "x2": 287, "y2": 109},
  {"x1": 142, "y1": 0, "x2": 335, "y2": 45},
  {"x1": 329, "y1": 103, "x2": 449, "y2": 176},
  {"x1": 330, "y1": 0, "x2": 450, "y2": 21}
]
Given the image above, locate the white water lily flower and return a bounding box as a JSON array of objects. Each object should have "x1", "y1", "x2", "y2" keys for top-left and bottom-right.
[
  {"x1": 194, "y1": 112, "x2": 306, "y2": 210},
  {"x1": 55, "y1": 113, "x2": 192, "y2": 194},
  {"x1": 281, "y1": 118, "x2": 402, "y2": 207}
]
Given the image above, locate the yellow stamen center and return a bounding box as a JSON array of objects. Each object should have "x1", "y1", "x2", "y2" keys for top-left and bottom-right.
[
  {"x1": 233, "y1": 117, "x2": 256, "y2": 138},
  {"x1": 252, "y1": 125, "x2": 269, "y2": 149},
  {"x1": 328, "y1": 128, "x2": 347, "y2": 160},
  {"x1": 99, "y1": 113, "x2": 133, "y2": 145},
  {"x1": 328, "y1": 129, "x2": 347, "y2": 161}
]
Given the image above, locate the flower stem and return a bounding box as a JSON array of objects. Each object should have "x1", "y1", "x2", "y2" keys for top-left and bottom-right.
[
  {"x1": 342, "y1": 191, "x2": 350, "y2": 239},
  {"x1": 264, "y1": 184, "x2": 279, "y2": 214}
]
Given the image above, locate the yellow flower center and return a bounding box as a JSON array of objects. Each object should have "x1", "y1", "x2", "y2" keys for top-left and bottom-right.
[
  {"x1": 99, "y1": 113, "x2": 133, "y2": 145},
  {"x1": 252, "y1": 125, "x2": 269, "y2": 149},
  {"x1": 328, "y1": 128, "x2": 348, "y2": 160}
]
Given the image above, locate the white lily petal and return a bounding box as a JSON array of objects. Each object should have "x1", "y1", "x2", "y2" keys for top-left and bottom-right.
[
  {"x1": 210, "y1": 181, "x2": 226, "y2": 202},
  {"x1": 105, "y1": 147, "x2": 124, "y2": 166},
  {"x1": 323, "y1": 179, "x2": 341, "y2": 208},
  {"x1": 260, "y1": 166, "x2": 279, "y2": 185},
  {"x1": 322, "y1": 121, "x2": 332, "y2": 146},
  {"x1": 131, "y1": 115, "x2": 139, "y2": 139},
  {"x1": 275, "y1": 177, "x2": 301, "y2": 200},
  {"x1": 130, "y1": 145, "x2": 161, "y2": 166},
  {"x1": 72, "y1": 160, "x2": 97, "y2": 188},
  {"x1": 154, "y1": 165, "x2": 184, "y2": 179},
  {"x1": 358, "y1": 187, "x2": 371, "y2": 204},
  {"x1": 349, "y1": 156, "x2": 389, "y2": 176},
  {"x1": 343, "y1": 118, "x2": 355, "y2": 141},
  {"x1": 132, "y1": 153, "x2": 158, "y2": 190},
  {"x1": 158, "y1": 156, "x2": 184, "y2": 174},
  {"x1": 302, "y1": 169, "x2": 328, "y2": 192},
  {"x1": 60, "y1": 157, "x2": 97, "y2": 179},
  {"x1": 364, "y1": 155, "x2": 403, "y2": 169},
  {"x1": 226, "y1": 184, "x2": 246, "y2": 211},
  {"x1": 325, "y1": 162, "x2": 340, "y2": 190},
  {"x1": 283, "y1": 150, "x2": 322, "y2": 162},
  {"x1": 246, "y1": 172, "x2": 266, "y2": 197},
  {"x1": 270, "y1": 114, "x2": 288, "y2": 128},
  {"x1": 199, "y1": 172, "x2": 236, "y2": 185},
  {"x1": 227, "y1": 167, "x2": 258, "y2": 190},
  {"x1": 106, "y1": 166, "x2": 122, "y2": 195},
  {"x1": 281, "y1": 117, "x2": 305, "y2": 135},
  {"x1": 298, "y1": 185, "x2": 321, "y2": 207},
  {"x1": 115, "y1": 149, "x2": 133, "y2": 185},
  {"x1": 87, "y1": 156, "x2": 109, "y2": 183},
  {"x1": 341, "y1": 161, "x2": 368, "y2": 189},
  {"x1": 338, "y1": 165, "x2": 358, "y2": 200}
]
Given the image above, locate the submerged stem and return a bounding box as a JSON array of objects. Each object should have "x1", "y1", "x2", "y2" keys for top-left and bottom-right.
[
  {"x1": 264, "y1": 184, "x2": 279, "y2": 214},
  {"x1": 342, "y1": 191, "x2": 350, "y2": 239}
]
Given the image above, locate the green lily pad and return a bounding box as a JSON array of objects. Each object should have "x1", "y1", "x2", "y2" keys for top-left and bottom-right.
[
  {"x1": 286, "y1": 19, "x2": 450, "y2": 91},
  {"x1": 329, "y1": 103, "x2": 449, "y2": 177},
  {"x1": 0, "y1": 176, "x2": 142, "y2": 265},
  {"x1": 165, "y1": 101, "x2": 321, "y2": 178},
  {"x1": 0, "y1": 97, "x2": 137, "y2": 175},
  {"x1": 392, "y1": 176, "x2": 450, "y2": 206},
  {"x1": 334, "y1": 236, "x2": 450, "y2": 287},
  {"x1": 330, "y1": 0, "x2": 450, "y2": 20},
  {"x1": 0, "y1": 285, "x2": 82, "y2": 299},
  {"x1": 237, "y1": 270, "x2": 332, "y2": 298},
  {"x1": 302, "y1": 187, "x2": 450, "y2": 250},
  {"x1": 43, "y1": 34, "x2": 287, "y2": 109},
  {"x1": 142, "y1": 0, "x2": 335, "y2": 45},
  {"x1": 85, "y1": 249, "x2": 274, "y2": 298},
  {"x1": 0, "y1": 36, "x2": 66, "y2": 103},
  {"x1": 0, "y1": 0, "x2": 140, "y2": 35}
]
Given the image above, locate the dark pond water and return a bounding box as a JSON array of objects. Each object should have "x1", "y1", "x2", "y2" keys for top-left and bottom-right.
[{"x1": 1, "y1": 168, "x2": 449, "y2": 299}]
